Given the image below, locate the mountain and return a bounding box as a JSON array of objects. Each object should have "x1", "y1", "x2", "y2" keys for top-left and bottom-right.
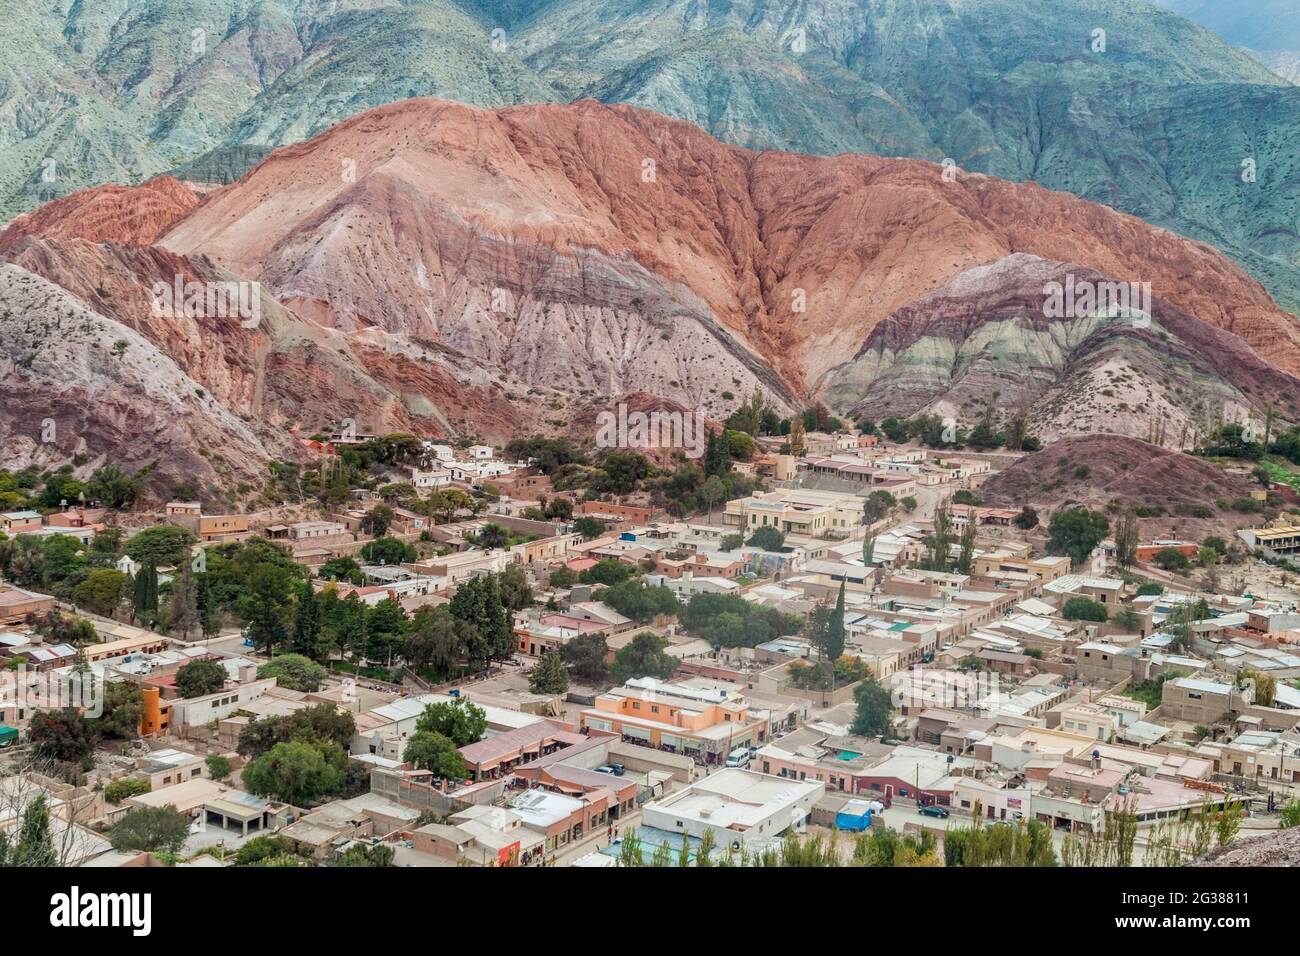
[
  {"x1": 0, "y1": 262, "x2": 274, "y2": 493},
  {"x1": 0, "y1": 176, "x2": 199, "y2": 251},
  {"x1": 1248, "y1": 51, "x2": 1300, "y2": 85},
  {"x1": 4, "y1": 98, "x2": 1299, "y2": 498},
  {"x1": 1145, "y1": 0, "x2": 1300, "y2": 52},
  {"x1": 155, "y1": 98, "x2": 1300, "y2": 391},
  {"x1": 824, "y1": 253, "x2": 1300, "y2": 447},
  {"x1": 0, "y1": 0, "x2": 554, "y2": 217},
  {"x1": 3, "y1": 0, "x2": 1299, "y2": 318}
]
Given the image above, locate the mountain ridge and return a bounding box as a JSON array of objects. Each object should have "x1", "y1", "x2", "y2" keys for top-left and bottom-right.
[{"x1": 4, "y1": 0, "x2": 1299, "y2": 316}]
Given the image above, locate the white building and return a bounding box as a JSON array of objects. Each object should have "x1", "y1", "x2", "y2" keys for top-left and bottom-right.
[
  {"x1": 411, "y1": 466, "x2": 452, "y2": 489},
  {"x1": 642, "y1": 768, "x2": 824, "y2": 849},
  {"x1": 423, "y1": 443, "x2": 456, "y2": 462}
]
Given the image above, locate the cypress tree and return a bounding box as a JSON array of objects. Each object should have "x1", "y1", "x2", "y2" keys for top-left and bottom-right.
[
  {"x1": 292, "y1": 584, "x2": 321, "y2": 658},
  {"x1": 827, "y1": 579, "x2": 846, "y2": 663}
]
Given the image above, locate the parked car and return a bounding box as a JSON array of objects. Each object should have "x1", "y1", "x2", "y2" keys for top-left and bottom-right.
[
  {"x1": 918, "y1": 805, "x2": 950, "y2": 819},
  {"x1": 724, "y1": 747, "x2": 752, "y2": 768}
]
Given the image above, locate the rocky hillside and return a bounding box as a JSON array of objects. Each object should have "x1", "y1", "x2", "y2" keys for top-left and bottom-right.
[
  {"x1": 154, "y1": 98, "x2": 1299, "y2": 396},
  {"x1": 977, "y1": 435, "x2": 1261, "y2": 538},
  {"x1": 0, "y1": 263, "x2": 273, "y2": 495},
  {"x1": 3, "y1": 0, "x2": 1299, "y2": 316},
  {"x1": 824, "y1": 254, "x2": 1300, "y2": 446},
  {"x1": 4, "y1": 99, "x2": 1299, "y2": 497},
  {"x1": 0, "y1": 177, "x2": 199, "y2": 252},
  {"x1": 1190, "y1": 826, "x2": 1300, "y2": 866}
]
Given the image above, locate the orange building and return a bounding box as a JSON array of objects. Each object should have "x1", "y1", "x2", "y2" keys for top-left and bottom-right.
[
  {"x1": 140, "y1": 686, "x2": 172, "y2": 737},
  {"x1": 1135, "y1": 541, "x2": 1199, "y2": 562},
  {"x1": 580, "y1": 678, "x2": 769, "y2": 765}
]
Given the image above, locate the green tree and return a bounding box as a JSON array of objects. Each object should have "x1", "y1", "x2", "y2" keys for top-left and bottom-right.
[
  {"x1": 403, "y1": 730, "x2": 469, "y2": 779},
  {"x1": 125, "y1": 526, "x2": 197, "y2": 567},
  {"x1": 415, "y1": 699, "x2": 487, "y2": 747},
  {"x1": 700, "y1": 474, "x2": 726, "y2": 521},
  {"x1": 0, "y1": 795, "x2": 56, "y2": 867},
  {"x1": 104, "y1": 778, "x2": 151, "y2": 804},
  {"x1": 560, "y1": 633, "x2": 610, "y2": 683},
  {"x1": 1013, "y1": 505, "x2": 1039, "y2": 530},
  {"x1": 1280, "y1": 800, "x2": 1300, "y2": 829},
  {"x1": 359, "y1": 536, "x2": 416, "y2": 565},
  {"x1": 132, "y1": 562, "x2": 159, "y2": 623},
  {"x1": 611, "y1": 632, "x2": 677, "y2": 683},
  {"x1": 1153, "y1": 547, "x2": 1191, "y2": 572},
  {"x1": 334, "y1": 843, "x2": 395, "y2": 867},
  {"x1": 849, "y1": 677, "x2": 893, "y2": 739},
  {"x1": 926, "y1": 503, "x2": 954, "y2": 571},
  {"x1": 572, "y1": 516, "x2": 606, "y2": 539},
  {"x1": 257, "y1": 653, "x2": 327, "y2": 692},
  {"x1": 290, "y1": 583, "x2": 321, "y2": 658},
  {"x1": 245, "y1": 563, "x2": 294, "y2": 655},
  {"x1": 206, "y1": 754, "x2": 233, "y2": 781},
  {"x1": 242, "y1": 740, "x2": 346, "y2": 805},
  {"x1": 406, "y1": 605, "x2": 473, "y2": 678},
  {"x1": 360, "y1": 503, "x2": 395, "y2": 537},
  {"x1": 175, "y1": 658, "x2": 227, "y2": 698},
  {"x1": 746, "y1": 526, "x2": 785, "y2": 551},
  {"x1": 86, "y1": 682, "x2": 144, "y2": 740},
  {"x1": 364, "y1": 598, "x2": 409, "y2": 665},
  {"x1": 85, "y1": 463, "x2": 151, "y2": 509},
  {"x1": 108, "y1": 805, "x2": 191, "y2": 854},
  {"x1": 579, "y1": 559, "x2": 634, "y2": 586},
  {"x1": 529, "y1": 649, "x2": 570, "y2": 695},
  {"x1": 28, "y1": 708, "x2": 95, "y2": 764},
  {"x1": 71, "y1": 568, "x2": 128, "y2": 616},
  {"x1": 957, "y1": 516, "x2": 977, "y2": 574},
  {"x1": 1114, "y1": 508, "x2": 1139, "y2": 568},
  {"x1": 1061, "y1": 596, "x2": 1108, "y2": 622},
  {"x1": 1046, "y1": 508, "x2": 1109, "y2": 567}
]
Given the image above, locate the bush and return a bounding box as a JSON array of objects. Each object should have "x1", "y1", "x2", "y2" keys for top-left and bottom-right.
[
  {"x1": 205, "y1": 754, "x2": 232, "y2": 781},
  {"x1": 235, "y1": 835, "x2": 298, "y2": 866},
  {"x1": 1061, "y1": 596, "x2": 1108, "y2": 622},
  {"x1": 103, "y1": 778, "x2": 151, "y2": 804},
  {"x1": 1281, "y1": 800, "x2": 1300, "y2": 830}
]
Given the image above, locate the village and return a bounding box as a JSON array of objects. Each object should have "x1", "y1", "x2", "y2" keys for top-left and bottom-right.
[{"x1": 2, "y1": 423, "x2": 1300, "y2": 869}]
